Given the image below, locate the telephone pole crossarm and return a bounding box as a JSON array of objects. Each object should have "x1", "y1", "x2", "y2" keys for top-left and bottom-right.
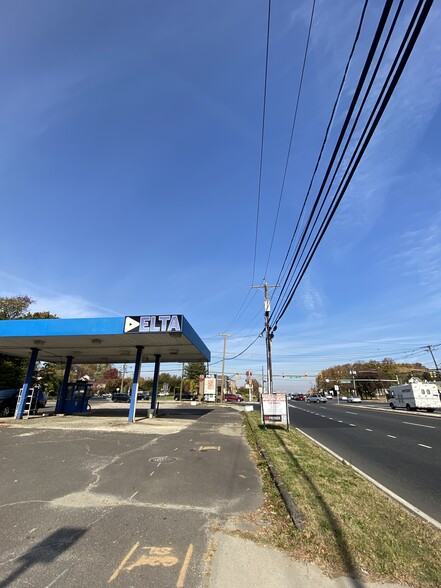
[{"x1": 252, "y1": 282, "x2": 280, "y2": 395}]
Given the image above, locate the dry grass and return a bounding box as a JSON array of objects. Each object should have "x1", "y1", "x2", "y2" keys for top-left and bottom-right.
[{"x1": 243, "y1": 412, "x2": 441, "y2": 588}]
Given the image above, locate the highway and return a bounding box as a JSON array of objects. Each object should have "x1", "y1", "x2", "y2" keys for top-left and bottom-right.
[{"x1": 288, "y1": 400, "x2": 441, "y2": 524}]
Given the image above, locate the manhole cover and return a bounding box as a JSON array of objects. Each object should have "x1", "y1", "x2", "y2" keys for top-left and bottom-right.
[{"x1": 149, "y1": 456, "x2": 177, "y2": 463}]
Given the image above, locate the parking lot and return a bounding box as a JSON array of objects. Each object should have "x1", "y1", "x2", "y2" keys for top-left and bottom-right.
[{"x1": 0, "y1": 404, "x2": 262, "y2": 587}]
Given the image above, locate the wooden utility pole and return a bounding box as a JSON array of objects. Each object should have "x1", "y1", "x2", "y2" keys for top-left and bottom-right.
[
  {"x1": 252, "y1": 282, "x2": 279, "y2": 395},
  {"x1": 219, "y1": 333, "x2": 231, "y2": 402}
]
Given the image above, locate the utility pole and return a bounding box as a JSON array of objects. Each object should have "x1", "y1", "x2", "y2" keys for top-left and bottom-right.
[
  {"x1": 219, "y1": 333, "x2": 231, "y2": 402},
  {"x1": 426, "y1": 345, "x2": 440, "y2": 378},
  {"x1": 252, "y1": 282, "x2": 279, "y2": 395}
]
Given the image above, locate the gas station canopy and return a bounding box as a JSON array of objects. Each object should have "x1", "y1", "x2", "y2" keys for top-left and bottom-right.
[{"x1": 0, "y1": 314, "x2": 210, "y2": 364}]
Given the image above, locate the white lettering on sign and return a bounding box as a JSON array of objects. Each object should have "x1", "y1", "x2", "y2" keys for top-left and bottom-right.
[{"x1": 138, "y1": 315, "x2": 181, "y2": 333}]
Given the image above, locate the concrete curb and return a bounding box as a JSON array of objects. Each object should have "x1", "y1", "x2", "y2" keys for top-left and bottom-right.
[{"x1": 245, "y1": 413, "x2": 305, "y2": 529}]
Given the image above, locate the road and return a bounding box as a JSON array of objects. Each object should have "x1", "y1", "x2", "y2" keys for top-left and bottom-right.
[{"x1": 288, "y1": 400, "x2": 441, "y2": 524}]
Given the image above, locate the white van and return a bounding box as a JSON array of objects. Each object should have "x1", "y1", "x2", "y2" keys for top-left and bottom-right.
[{"x1": 388, "y1": 381, "x2": 441, "y2": 412}]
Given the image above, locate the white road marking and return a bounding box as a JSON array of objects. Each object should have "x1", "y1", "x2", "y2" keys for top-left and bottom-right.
[
  {"x1": 403, "y1": 421, "x2": 435, "y2": 429},
  {"x1": 346, "y1": 411, "x2": 357, "y2": 415},
  {"x1": 387, "y1": 435, "x2": 397, "y2": 439},
  {"x1": 418, "y1": 444, "x2": 432, "y2": 449},
  {"x1": 349, "y1": 424, "x2": 356, "y2": 427},
  {"x1": 338, "y1": 420, "x2": 343, "y2": 423},
  {"x1": 129, "y1": 491, "x2": 138, "y2": 500},
  {"x1": 45, "y1": 569, "x2": 68, "y2": 587},
  {"x1": 366, "y1": 428, "x2": 373, "y2": 432}
]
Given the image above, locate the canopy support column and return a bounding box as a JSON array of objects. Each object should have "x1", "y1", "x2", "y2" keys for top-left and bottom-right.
[
  {"x1": 55, "y1": 356, "x2": 73, "y2": 414},
  {"x1": 15, "y1": 347, "x2": 39, "y2": 419},
  {"x1": 150, "y1": 354, "x2": 161, "y2": 414},
  {"x1": 128, "y1": 346, "x2": 143, "y2": 423}
]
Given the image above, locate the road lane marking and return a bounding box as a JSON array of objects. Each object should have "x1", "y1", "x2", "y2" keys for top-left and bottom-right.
[
  {"x1": 349, "y1": 424, "x2": 356, "y2": 427},
  {"x1": 366, "y1": 428, "x2": 373, "y2": 432},
  {"x1": 346, "y1": 411, "x2": 357, "y2": 415},
  {"x1": 109, "y1": 541, "x2": 140, "y2": 582},
  {"x1": 338, "y1": 420, "x2": 343, "y2": 423},
  {"x1": 403, "y1": 422, "x2": 435, "y2": 429},
  {"x1": 418, "y1": 444, "x2": 432, "y2": 449},
  {"x1": 129, "y1": 491, "x2": 138, "y2": 500},
  {"x1": 387, "y1": 435, "x2": 397, "y2": 439},
  {"x1": 45, "y1": 569, "x2": 68, "y2": 587},
  {"x1": 199, "y1": 446, "x2": 220, "y2": 452},
  {"x1": 295, "y1": 427, "x2": 441, "y2": 532},
  {"x1": 176, "y1": 543, "x2": 193, "y2": 588}
]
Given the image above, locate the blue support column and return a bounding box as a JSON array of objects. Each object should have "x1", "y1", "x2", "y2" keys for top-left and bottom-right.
[
  {"x1": 55, "y1": 356, "x2": 73, "y2": 414},
  {"x1": 150, "y1": 354, "x2": 161, "y2": 414},
  {"x1": 15, "y1": 347, "x2": 39, "y2": 419},
  {"x1": 128, "y1": 346, "x2": 143, "y2": 423}
]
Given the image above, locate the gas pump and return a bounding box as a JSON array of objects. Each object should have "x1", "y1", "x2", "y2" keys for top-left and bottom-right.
[{"x1": 59, "y1": 380, "x2": 92, "y2": 414}]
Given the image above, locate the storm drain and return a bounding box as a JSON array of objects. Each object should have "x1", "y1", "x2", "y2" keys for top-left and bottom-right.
[{"x1": 149, "y1": 456, "x2": 177, "y2": 463}]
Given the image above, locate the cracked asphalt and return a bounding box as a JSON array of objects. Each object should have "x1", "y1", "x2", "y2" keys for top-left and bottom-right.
[{"x1": 0, "y1": 405, "x2": 262, "y2": 587}]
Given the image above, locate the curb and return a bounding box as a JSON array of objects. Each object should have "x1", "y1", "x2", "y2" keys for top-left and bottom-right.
[{"x1": 244, "y1": 413, "x2": 305, "y2": 529}]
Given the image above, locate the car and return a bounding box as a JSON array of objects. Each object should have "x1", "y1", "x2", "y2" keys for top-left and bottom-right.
[
  {"x1": 224, "y1": 393, "x2": 244, "y2": 402},
  {"x1": 174, "y1": 391, "x2": 197, "y2": 401},
  {"x1": 347, "y1": 396, "x2": 361, "y2": 403},
  {"x1": 290, "y1": 393, "x2": 305, "y2": 401},
  {"x1": 325, "y1": 393, "x2": 333, "y2": 400},
  {"x1": 137, "y1": 392, "x2": 150, "y2": 401},
  {"x1": 0, "y1": 388, "x2": 47, "y2": 417},
  {"x1": 307, "y1": 394, "x2": 327, "y2": 403},
  {"x1": 112, "y1": 392, "x2": 131, "y2": 403},
  {"x1": 340, "y1": 395, "x2": 348, "y2": 401}
]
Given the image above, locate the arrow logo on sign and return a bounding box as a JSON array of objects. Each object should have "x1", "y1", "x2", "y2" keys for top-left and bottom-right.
[{"x1": 124, "y1": 317, "x2": 140, "y2": 333}]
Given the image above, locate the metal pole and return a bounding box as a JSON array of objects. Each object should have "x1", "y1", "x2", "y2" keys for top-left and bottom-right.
[{"x1": 121, "y1": 363, "x2": 126, "y2": 393}]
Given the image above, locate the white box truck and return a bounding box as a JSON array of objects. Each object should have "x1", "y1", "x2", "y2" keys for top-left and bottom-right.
[{"x1": 388, "y1": 381, "x2": 441, "y2": 412}]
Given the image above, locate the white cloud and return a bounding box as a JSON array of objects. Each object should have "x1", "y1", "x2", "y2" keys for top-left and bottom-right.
[{"x1": 0, "y1": 270, "x2": 119, "y2": 318}]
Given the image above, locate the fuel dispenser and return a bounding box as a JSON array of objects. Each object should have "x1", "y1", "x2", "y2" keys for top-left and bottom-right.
[{"x1": 59, "y1": 380, "x2": 92, "y2": 414}]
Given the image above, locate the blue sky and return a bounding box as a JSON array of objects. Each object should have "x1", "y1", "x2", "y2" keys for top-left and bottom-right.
[{"x1": 1, "y1": 1, "x2": 441, "y2": 391}]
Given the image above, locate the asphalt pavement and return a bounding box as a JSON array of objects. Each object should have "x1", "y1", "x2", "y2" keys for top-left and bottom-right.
[{"x1": 0, "y1": 402, "x2": 408, "y2": 588}]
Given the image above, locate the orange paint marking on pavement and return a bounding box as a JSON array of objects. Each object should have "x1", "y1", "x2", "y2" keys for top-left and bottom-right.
[
  {"x1": 176, "y1": 543, "x2": 193, "y2": 588},
  {"x1": 108, "y1": 541, "x2": 140, "y2": 583}
]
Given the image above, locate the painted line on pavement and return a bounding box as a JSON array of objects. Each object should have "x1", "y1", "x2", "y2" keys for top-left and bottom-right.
[
  {"x1": 403, "y1": 421, "x2": 435, "y2": 429},
  {"x1": 418, "y1": 444, "x2": 432, "y2": 449},
  {"x1": 295, "y1": 428, "x2": 441, "y2": 531},
  {"x1": 387, "y1": 435, "x2": 397, "y2": 439}
]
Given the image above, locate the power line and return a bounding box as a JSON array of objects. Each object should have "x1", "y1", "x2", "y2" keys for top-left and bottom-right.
[
  {"x1": 263, "y1": 0, "x2": 317, "y2": 280},
  {"x1": 272, "y1": 0, "x2": 433, "y2": 328},
  {"x1": 252, "y1": 0, "x2": 272, "y2": 285}
]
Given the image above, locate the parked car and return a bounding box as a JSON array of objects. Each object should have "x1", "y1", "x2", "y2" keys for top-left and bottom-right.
[
  {"x1": 137, "y1": 392, "x2": 150, "y2": 401},
  {"x1": 0, "y1": 388, "x2": 47, "y2": 417},
  {"x1": 174, "y1": 391, "x2": 197, "y2": 401},
  {"x1": 112, "y1": 392, "x2": 131, "y2": 403},
  {"x1": 347, "y1": 396, "x2": 361, "y2": 403},
  {"x1": 340, "y1": 395, "x2": 348, "y2": 401},
  {"x1": 307, "y1": 394, "x2": 327, "y2": 403},
  {"x1": 325, "y1": 393, "x2": 333, "y2": 400},
  {"x1": 224, "y1": 393, "x2": 244, "y2": 402}
]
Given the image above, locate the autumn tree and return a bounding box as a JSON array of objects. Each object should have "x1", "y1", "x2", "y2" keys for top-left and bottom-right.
[{"x1": 0, "y1": 295, "x2": 58, "y2": 389}]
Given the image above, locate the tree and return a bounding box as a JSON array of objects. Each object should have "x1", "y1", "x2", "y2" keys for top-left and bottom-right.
[
  {"x1": 0, "y1": 295, "x2": 58, "y2": 389},
  {"x1": 183, "y1": 362, "x2": 207, "y2": 395}
]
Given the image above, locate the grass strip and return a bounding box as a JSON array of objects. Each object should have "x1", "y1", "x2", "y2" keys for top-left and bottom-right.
[{"x1": 244, "y1": 412, "x2": 441, "y2": 588}]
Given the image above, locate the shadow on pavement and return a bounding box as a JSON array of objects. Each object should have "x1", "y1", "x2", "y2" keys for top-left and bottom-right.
[{"x1": 0, "y1": 527, "x2": 86, "y2": 587}]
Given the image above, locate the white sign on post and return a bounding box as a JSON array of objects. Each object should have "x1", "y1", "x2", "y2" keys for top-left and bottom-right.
[{"x1": 261, "y1": 393, "x2": 289, "y2": 429}]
